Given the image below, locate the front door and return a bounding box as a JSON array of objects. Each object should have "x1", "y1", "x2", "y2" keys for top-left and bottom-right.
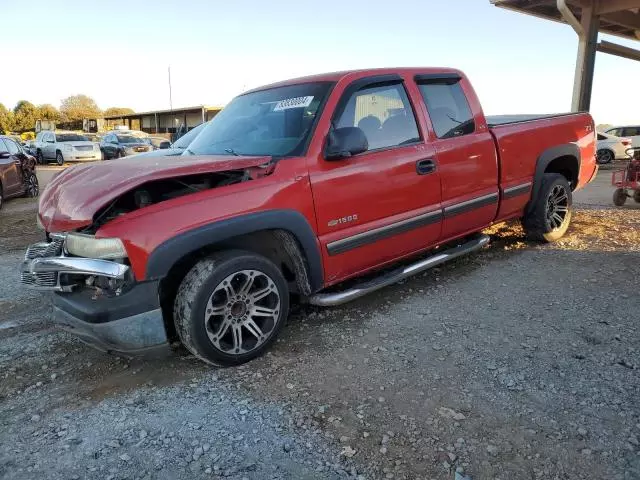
[
  {"x1": 415, "y1": 75, "x2": 499, "y2": 240},
  {"x1": 43, "y1": 132, "x2": 56, "y2": 159},
  {"x1": 309, "y1": 78, "x2": 442, "y2": 285}
]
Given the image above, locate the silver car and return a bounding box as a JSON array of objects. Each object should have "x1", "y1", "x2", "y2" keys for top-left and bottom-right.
[
  {"x1": 34, "y1": 131, "x2": 101, "y2": 166},
  {"x1": 596, "y1": 131, "x2": 631, "y2": 164}
]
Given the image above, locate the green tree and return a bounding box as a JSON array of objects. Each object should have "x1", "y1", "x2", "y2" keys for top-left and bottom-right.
[
  {"x1": 0, "y1": 103, "x2": 15, "y2": 133},
  {"x1": 60, "y1": 94, "x2": 102, "y2": 121},
  {"x1": 103, "y1": 107, "x2": 135, "y2": 117},
  {"x1": 38, "y1": 103, "x2": 61, "y2": 121},
  {"x1": 13, "y1": 100, "x2": 38, "y2": 132}
]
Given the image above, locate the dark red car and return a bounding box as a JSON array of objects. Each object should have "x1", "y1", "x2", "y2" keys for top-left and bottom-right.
[
  {"x1": 0, "y1": 135, "x2": 39, "y2": 209},
  {"x1": 24, "y1": 67, "x2": 597, "y2": 366}
]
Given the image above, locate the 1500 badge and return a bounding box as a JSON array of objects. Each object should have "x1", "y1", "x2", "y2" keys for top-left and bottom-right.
[{"x1": 328, "y1": 215, "x2": 358, "y2": 227}]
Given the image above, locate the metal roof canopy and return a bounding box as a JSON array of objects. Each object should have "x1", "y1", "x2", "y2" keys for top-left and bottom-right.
[{"x1": 492, "y1": 0, "x2": 640, "y2": 111}]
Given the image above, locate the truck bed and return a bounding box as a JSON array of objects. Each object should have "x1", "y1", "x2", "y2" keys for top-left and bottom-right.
[{"x1": 486, "y1": 113, "x2": 578, "y2": 127}]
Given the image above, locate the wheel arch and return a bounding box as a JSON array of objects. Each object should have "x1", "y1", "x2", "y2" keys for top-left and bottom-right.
[
  {"x1": 146, "y1": 210, "x2": 323, "y2": 341},
  {"x1": 527, "y1": 143, "x2": 580, "y2": 214}
]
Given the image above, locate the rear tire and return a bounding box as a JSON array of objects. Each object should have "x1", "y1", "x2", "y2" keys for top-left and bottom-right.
[
  {"x1": 596, "y1": 149, "x2": 614, "y2": 165},
  {"x1": 613, "y1": 188, "x2": 628, "y2": 206},
  {"x1": 523, "y1": 173, "x2": 572, "y2": 242},
  {"x1": 24, "y1": 173, "x2": 39, "y2": 198},
  {"x1": 56, "y1": 151, "x2": 64, "y2": 166},
  {"x1": 633, "y1": 190, "x2": 640, "y2": 203},
  {"x1": 173, "y1": 250, "x2": 289, "y2": 367},
  {"x1": 36, "y1": 150, "x2": 44, "y2": 165},
  {"x1": 0, "y1": 184, "x2": 3, "y2": 210}
]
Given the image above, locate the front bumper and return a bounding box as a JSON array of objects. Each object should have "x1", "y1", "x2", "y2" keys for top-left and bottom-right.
[
  {"x1": 21, "y1": 238, "x2": 169, "y2": 355},
  {"x1": 66, "y1": 153, "x2": 101, "y2": 161},
  {"x1": 52, "y1": 281, "x2": 169, "y2": 355}
]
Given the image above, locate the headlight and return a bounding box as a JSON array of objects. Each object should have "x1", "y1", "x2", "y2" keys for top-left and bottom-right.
[
  {"x1": 65, "y1": 233, "x2": 127, "y2": 259},
  {"x1": 63, "y1": 144, "x2": 73, "y2": 151}
]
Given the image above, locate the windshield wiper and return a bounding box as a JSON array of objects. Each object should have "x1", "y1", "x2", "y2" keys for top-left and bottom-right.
[
  {"x1": 185, "y1": 148, "x2": 196, "y2": 156},
  {"x1": 224, "y1": 148, "x2": 240, "y2": 156}
]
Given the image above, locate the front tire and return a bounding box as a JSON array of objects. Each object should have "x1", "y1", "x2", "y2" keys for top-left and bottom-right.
[
  {"x1": 36, "y1": 150, "x2": 44, "y2": 165},
  {"x1": 523, "y1": 173, "x2": 572, "y2": 242},
  {"x1": 173, "y1": 250, "x2": 289, "y2": 366},
  {"x1": 0, "y1": 184, "x2": 3, "y2": 210},
  {"x1": 596, "y1": 149, "x2": 614, "y2": 165},
  {"x1": 634, "y1": 190, "x2": 640, "y2": 203},
  {"x1": 55, "y1": 152, "x2": 64, "y2": 166}
]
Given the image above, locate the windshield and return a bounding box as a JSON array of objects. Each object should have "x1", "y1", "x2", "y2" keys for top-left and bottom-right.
[
  {"x1": 186, "y1": 82, "x2": 332, "y2": 157},
  {"x1": 173, "y1": 122, "x2": 207, "y2": 149},
  {"x1": 57, "y1": 134, "x2": 88, "y2": 142},
  {"x1": 117, "y1": 135, "x2": 145, "y2": 144}
]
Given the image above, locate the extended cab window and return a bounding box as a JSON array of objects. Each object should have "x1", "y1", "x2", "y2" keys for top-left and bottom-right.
[
  {"x1": 418, "y1": 79, "x2": 475, "y2": 139},
  {"x1": 186, "y1": 82, "x2": 332, "y2": 157},
  {"x1": 335, "y1": 83, "x2": 420, "y2": 151}
]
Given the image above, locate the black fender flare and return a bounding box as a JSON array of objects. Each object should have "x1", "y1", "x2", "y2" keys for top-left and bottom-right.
[
  {"x1": 527, "y1": 143, "x2": 580, "y2": 213},
  {"x1": 145, "y1": 209, "x2": 324, "y2": 292}
]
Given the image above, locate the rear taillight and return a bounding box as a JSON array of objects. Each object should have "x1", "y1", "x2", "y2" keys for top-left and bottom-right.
[{"x1": 622, "y1": 138, "x2": 632, "y2": 146}]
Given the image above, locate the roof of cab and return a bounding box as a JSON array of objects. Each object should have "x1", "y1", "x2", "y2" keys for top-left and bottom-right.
[{"x1": 243, "y1": 67, "x2": 462, "y2": 94}]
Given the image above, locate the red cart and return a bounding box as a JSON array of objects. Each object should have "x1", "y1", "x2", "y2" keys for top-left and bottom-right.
[{"x1": 612, "y1": 147, "x2": 640, "y2": 206}]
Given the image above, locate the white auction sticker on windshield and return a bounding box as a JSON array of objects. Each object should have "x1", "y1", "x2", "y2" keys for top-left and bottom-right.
[{"x1": 273, "y1": 96, "x2": 314, "y2": 111}]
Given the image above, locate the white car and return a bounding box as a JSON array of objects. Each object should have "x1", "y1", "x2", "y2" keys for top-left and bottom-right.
[
  {"x1": 596, "y1": 131, "x2": 632, "y2": 164},
  {"x1": 34, "y1": 131, "x2": 101, "y2": 166},
  {"x1": 604, "y1": 125, "x2": 640, "y2": 148}
]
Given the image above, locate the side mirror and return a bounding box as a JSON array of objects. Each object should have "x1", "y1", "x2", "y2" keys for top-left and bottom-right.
[
  {"x1": 0, "y1": 152, "x2": 10, "y2": 159},
  {"x1": 325, "y1": 127, "x2": 368, "y2": 160},
  {"x1": 159, "y1": 141, "x2": 171, "y2": 149}
]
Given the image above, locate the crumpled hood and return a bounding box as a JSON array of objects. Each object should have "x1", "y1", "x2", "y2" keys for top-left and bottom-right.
[{"x1": 39, "y1": 154, "x2": 271, "y2": 232}]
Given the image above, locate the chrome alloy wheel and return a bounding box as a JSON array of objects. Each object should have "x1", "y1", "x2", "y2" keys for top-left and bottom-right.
[
  {"x1": 204, "y1": 269, "x2": 280, "y2": 355},
  {"x1": 546, "y1": 184, "x2": 569, "y2": 230}
]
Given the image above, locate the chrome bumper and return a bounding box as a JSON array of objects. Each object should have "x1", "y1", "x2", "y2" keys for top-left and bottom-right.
[{"x1": 20, "y1": 238, "x2": 130, "y2": 292}]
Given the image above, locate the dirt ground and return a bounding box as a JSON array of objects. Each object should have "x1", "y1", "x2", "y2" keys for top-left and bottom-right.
[{"x1": 1, "y1": 171, "x2": 639, "y2": 480}]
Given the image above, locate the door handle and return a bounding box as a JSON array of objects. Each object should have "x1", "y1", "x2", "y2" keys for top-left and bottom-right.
[{"x1": 416, "y1": 158, "x2": 436, "y2": 175}]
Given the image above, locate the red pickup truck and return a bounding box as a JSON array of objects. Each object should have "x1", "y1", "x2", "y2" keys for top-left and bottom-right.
[{"x1": 23, "y1": 68, "x2": 597, "y2": 366}]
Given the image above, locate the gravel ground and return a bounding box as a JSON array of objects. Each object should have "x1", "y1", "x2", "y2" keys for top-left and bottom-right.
[{"x1": 1, "y1": 173, "x2": 639, "y2": 480}]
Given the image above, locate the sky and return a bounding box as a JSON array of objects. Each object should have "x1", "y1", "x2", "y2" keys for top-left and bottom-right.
[{"x1": 1, "y1": 0, "x2": 639, "y2": 126}]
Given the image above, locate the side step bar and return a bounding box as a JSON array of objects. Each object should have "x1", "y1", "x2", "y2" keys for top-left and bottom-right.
[{"x1": 309, "y1": 234, "x2": 490, "y2": 307}]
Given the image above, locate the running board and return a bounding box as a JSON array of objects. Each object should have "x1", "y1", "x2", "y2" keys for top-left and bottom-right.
[{"x1": 309, "y1": 234, "x2": 490, "y2": 307}]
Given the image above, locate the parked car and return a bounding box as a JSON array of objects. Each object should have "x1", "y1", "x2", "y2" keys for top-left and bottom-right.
[
  {"x1": 148, "y1": 136, "x2": 171, "y2": 150},
  {"x1": 605, "y1": 125, "x2": 640, "y2": 148},
  {"x1": 24, "y1": 67, "x2": 597, "y2": 366},
  {"x1": 0, "y1": 135, "x2": 38, "y2": 209},
  {"x1": 133, "y1": 122, "x2": 208, "y2": 158},
  {"x1": 596, "y1": 131, "x2": 632, "y2": 164},
  {"x1": 34, "y1": 131, "x2": 101, "y2": 166},
  {"x1": 100, "y1": 131, "x2": 153, "y2": 159}
]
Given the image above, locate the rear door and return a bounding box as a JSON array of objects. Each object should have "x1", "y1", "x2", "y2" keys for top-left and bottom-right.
[
  {"x1": 621, "y1": 126, "x2": 640, "y2": 147},
  {"x1": 0, "y1": 139, "x2": 21, "y2": 195},
  {"x1": 414, "y1": 74, "x2": 499, "y2": 240},
  {"x1": 309, "y1": 75, "x2": 442, "y2": 283}
]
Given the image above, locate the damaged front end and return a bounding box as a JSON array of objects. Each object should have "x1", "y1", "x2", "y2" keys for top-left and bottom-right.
[
  {"x1": 20, "y1": 159, "x2": 274, "y2": 355},
  {"x1": 22, "y1": 162, "x2": 272, "y2": 294}
]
